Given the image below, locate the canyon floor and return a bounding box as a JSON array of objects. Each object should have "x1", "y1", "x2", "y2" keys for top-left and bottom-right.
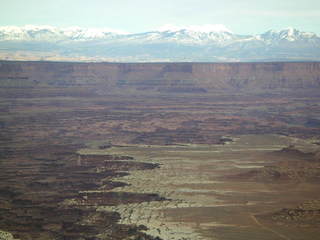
[
  {"x1": 81, "y1": 134, "x2": 320, "y2": 240},
  {"x1": 0, "y1": 83, "x2": 320, "y2": 240}
]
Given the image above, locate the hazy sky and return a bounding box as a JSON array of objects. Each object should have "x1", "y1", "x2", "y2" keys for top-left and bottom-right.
[{"x1": 1, "y1": 0, "x2": 319, "y2": 34}]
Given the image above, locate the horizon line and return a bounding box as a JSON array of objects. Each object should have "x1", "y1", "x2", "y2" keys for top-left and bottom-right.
[{"x1": 0, "y1": 24, "x2": 318, "y2": 35}]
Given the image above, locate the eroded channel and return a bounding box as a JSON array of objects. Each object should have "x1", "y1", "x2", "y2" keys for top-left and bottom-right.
[{"x1": 78, "y1": 134, "x2": 320, "y2": 240}]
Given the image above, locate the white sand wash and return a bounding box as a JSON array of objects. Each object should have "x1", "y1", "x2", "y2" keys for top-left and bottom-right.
[{"x1": 93, "y1": 135, "x2": 304, "y2": 240}]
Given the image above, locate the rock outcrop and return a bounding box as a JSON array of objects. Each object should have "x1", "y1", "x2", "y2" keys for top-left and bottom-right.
[{"x1": 0, "y1": 61, "x2": 320, "y2": 91}]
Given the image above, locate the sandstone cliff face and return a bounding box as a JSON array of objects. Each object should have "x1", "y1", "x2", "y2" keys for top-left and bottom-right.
[
  {"x1": 0, "y1": 61, "x2": 319, "y2": 91},
  {"x1": 192, "y1": 63, "x2": 320, "y2": 89}
]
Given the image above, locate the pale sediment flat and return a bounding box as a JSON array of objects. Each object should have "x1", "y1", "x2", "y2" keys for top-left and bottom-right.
[
  {"x1": 0, "y1": 230, "x2": 18, "y2": 240},
  {"x1": 84, "y1": 135, "x2": 317, "y2": 240}
]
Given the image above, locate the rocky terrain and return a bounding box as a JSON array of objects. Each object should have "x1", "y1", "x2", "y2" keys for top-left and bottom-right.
[
  {"x1": 0, "y1": 61, "x2": 320, "y2": 239},
  {"x1": 81, "y1": 136, "x2": 320, "y2": 240},
  {"x1": 258, "y1": 200, "x2": 320, "y2": 227},
  {"x1": 0, "y1": 140, "x2": 165, "y2": 240},
  {"x1": 1, "y1": 61, "x2": 320, "y2": 92},
  {"x1": 226, "y1": 146, "x2": 320, "y2": 182}
]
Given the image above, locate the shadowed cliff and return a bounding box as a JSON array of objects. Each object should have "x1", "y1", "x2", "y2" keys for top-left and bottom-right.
[{"x1": 0, "y1": 61, "x2": 320, "y2": 92}]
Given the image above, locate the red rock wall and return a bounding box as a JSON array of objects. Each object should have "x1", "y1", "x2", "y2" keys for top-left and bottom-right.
[{"x1": 0, "y1": 61, "x2": 319, "y2": 90}]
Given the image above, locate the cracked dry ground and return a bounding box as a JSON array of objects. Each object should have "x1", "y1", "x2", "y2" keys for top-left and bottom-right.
[
  {"x1": 1, "y1": 88, "x2": 320, "y2": 240},
  {"x1": 81, "y1": 135, "x2": 320, "y2": 240}
]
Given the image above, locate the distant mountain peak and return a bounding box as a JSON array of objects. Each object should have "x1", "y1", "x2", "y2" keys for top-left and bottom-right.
[
  {"x1": 0, "y1": 25, "x2": 128, "y2": 42},
  {"x1": 0, "y1": 25, "x2": 319, "y2": 62},
  {"x1": 265, "y1": 27, "x2": 302, "y2": 35},
  {"x1": 260, "y1": 27, "x2": 318, "y2": 42},
  {"x1": 156, "y1": 24, "x2": 232, "y2": 33}
]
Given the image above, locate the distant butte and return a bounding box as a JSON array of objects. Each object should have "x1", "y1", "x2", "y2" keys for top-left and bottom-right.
[{"x1": 0, "y1": 61, "x2": 320, "y2": 91}]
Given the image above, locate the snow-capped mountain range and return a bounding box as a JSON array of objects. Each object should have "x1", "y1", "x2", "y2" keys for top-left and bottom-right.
[
  {"x1": 0, "y1": 25, "x2": 319, "y2": 62},
  {"x1": 0, "y1": 25, "x2": 127, "y2": 42}
]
